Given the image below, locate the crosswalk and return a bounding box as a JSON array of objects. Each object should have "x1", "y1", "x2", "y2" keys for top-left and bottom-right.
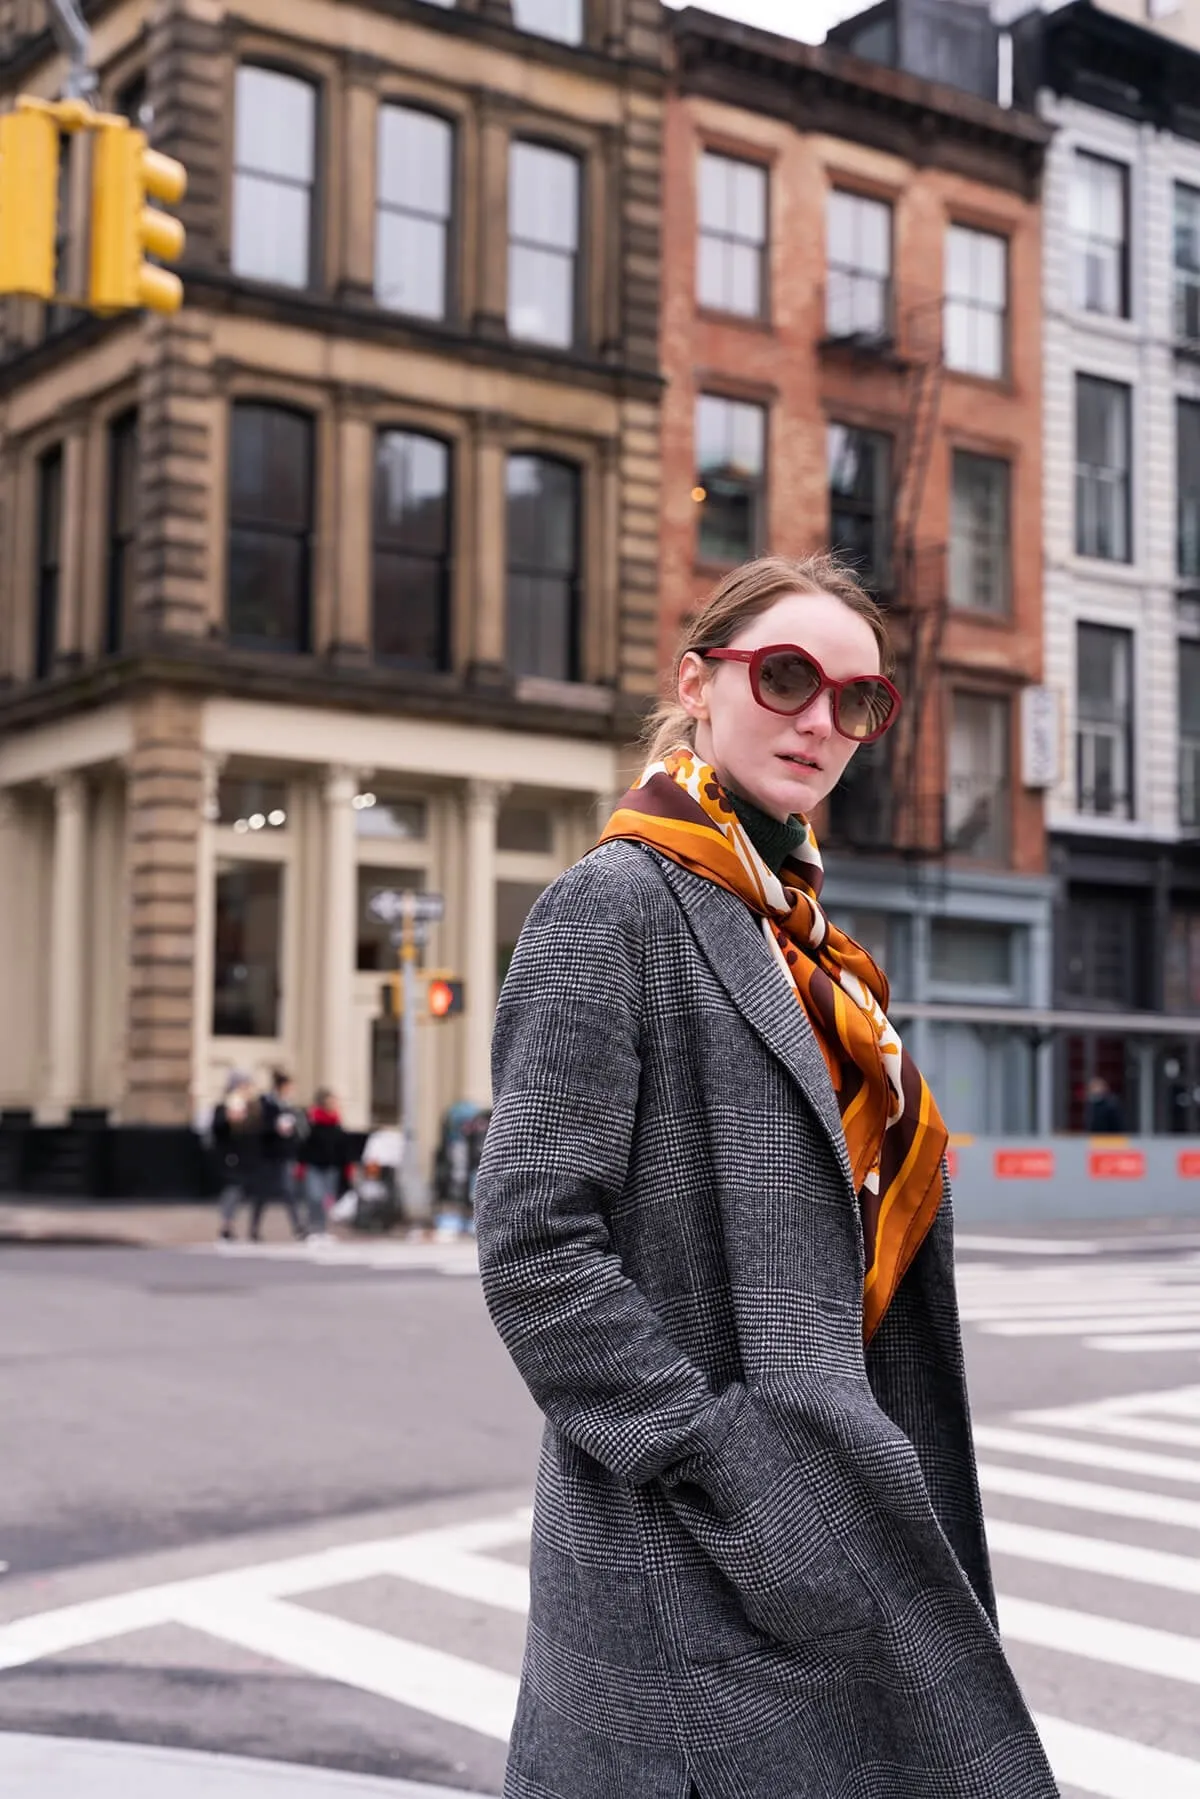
[
  {"x1": 203, "y1": 1235, "x2": 481, "y2": 1276},
  {"x1": 2, "y1": 1383, "x2": 1198, "y2": 1796},
  {"x1": 958, "y1": 1250, "x2": 1200, "y2": 1353}
]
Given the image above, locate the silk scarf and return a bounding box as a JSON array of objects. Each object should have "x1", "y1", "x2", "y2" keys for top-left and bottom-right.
[{"x1": 598, "y1": 749, "x2": 949, "y2": 1343}]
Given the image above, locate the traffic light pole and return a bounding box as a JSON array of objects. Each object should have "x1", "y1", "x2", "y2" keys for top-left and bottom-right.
[
  {"x1": 44, "y1": 0, "x2": 94, "y2": 98},
  {"x1": 397, "y1": 899, "x2": 425, "y2": 1222}
]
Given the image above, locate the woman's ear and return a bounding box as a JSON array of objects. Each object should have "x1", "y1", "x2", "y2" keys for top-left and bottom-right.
[{"x1": 677, "y1": 651, "x2": 710, "y2": 723}]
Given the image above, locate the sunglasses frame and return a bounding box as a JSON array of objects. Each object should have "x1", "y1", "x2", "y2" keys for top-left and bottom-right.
[{"x1": 700, "y1": 644, "x2": 902, "y2": 743}]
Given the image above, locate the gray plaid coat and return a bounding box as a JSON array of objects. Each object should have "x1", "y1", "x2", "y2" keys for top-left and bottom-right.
[{"x1": 475, "y1": 842, "x2": 1058, "y2": 1799}]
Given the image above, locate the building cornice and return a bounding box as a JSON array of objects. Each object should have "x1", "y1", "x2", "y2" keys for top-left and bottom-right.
[
  {"x1": 670, "y1": 6, "x2": 1050, "y2": 200},
  {"x1": 0, "y1": 646, "x2": 651, "y2": 749},
  {"x1": 1018, "y1": 0, "x2": 1200, "y2": 147}
]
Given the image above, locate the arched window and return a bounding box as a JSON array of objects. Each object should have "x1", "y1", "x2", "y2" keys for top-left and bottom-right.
[
  {"x1": 376, "y1": 105, "x2": 454, "y2": 320},
  {"x1": 231, "y1": 66, "x2": 318, "y2": 289},
  {"x1": 227, "y1": 403, "x2": 314, "y2": 652},
  {"x1": 505, "y1": 454, "x2": 580, "y2": 681},
  {"x1": 508, "y1": 142, "x2": 581, "y2": 349},
  {"x1": 372, "y1": 430, "x2": 452, "y2": 670}
]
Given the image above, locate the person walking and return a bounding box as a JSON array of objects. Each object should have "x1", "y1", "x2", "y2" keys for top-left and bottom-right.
[
  {"x1": 474, "y1": 554, "x2": 1058, "y2": 1799},
  {"x1": 250, "y1": 1069, "x2": 308, "y2": 1242},
  {"x1": 211, "y1": 1071, "x2": 260, "y2": 1242},
  {"x1": 299, "y1": 1088, "x2": 345, "y2": 1236}
]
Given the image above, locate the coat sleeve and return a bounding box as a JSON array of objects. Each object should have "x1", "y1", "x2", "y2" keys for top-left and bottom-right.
[{"x1": 474, "y1": 850, "x2": 761, "y2": 1494}]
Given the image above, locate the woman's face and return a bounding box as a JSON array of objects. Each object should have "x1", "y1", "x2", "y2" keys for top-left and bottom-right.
[{"x1": 677, "y1": 590, "x2": 884, "y2": 822}]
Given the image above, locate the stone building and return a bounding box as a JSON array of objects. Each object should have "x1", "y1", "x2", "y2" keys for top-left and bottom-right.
[
  {"x1": 1012, "y1": 0, "x2": 1200, "y2": 1130},
  {"x1": 0, "y1": 0, "x2": 664, "y2": 1193},
  {"x1": 661, "y1": 5, "x2": 1056, "y2": 1135}
]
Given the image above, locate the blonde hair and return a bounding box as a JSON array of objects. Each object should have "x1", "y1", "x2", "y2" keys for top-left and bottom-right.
[{"x1": 642, "y1": 553, "x2": 894, "y2": 765}]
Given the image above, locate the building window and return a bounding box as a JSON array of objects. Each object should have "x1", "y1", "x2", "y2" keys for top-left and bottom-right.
[
  {"x1": 946, "y1": 692, "x2": 1010, "y2": 862},
  {"x1": 1180, "y1": 639, "x2": 1200, "y2": 829},
  {"x1": 1070, "y1": 152, "x2": 1129, "y2": 319},
  {"x1": 1179, "y1": 400, "x2": 1200, "y2": 580},
  {"x1": 1076, "y1": 376, "x2": 1131, "y2": 562},
  {"x1": 34, "y1": 446, "x2": 63, "y2": 679},
  {"x1": 212, "y1": 860, "x2": 283, "y2": 1037},
  {"x1": 512, "y1": 0, "x2": 583, "y2": 44},
  {"x1": 105, "y1": 410, "x2": 138, "y2": 654},
  {"x1": 217, "y1": 776, "x2": 289, "y2": 831},
  {"x1": 1174, "y1": 184, "x2": 1200, "y2": 342},
  {"x1": 508, "y1": 142, "x2": 580, "y2": 349},
  {"x1": 950, "y1": 451, "x2": 1009, "y2": 615},
  {"x1": 228, "y1": 404, "x2": 314, "y2": 652},
  {"x1": 1077, "y1": 623, "x2": 1133, "y2": 819},
  {"x1": 498, "y1": 801, "x2": 554, "y2": 853},
  {"x1": 826, "y1": 189, "x2": 891, "y2": 341},
  {"x1": 1063, "y1": 891, "x2": 1143, "y2": 1008},
  {"x1": 944, "y1": 224, "x2": 1006, "y2": 379},
  {"x1": 231, "y1": 67, "x2": 317, "y2": 289},
  {"x1": 929, "y1": 919, "x2": 1014, "y2": 988},
  {"x1": 828, "y1": 422, "x2": 890, "y2": 593},
  {"x1": 696, "y1": 395, "x2": 766, "y2": 565},
  {"x1": 372, "y1": 430, "x2": 451, "y2": 671},
  {"x1": 354, "y1": 794, "x2": 427, "y2": 840},
  {"x1": 506, "y1": 454, "x2": 580, "y2": 680},
  {"x1": 697, "y1": 151, "x2": 768, "y2": 319},
  {"x1": 1166, "y1": 908, "x2": 1200, "y2": 1014},
  {"x1": 376, "y1": 105, "x2": 453, "y2": 320}
]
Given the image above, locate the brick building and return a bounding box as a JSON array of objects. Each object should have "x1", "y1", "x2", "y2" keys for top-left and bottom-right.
[
  {"x1": 661, "y1": 6, "x2": 1056, "y2": 1134},
  {"x1": 0, "y1": 0, "x2": 664, "y2": 1194}
]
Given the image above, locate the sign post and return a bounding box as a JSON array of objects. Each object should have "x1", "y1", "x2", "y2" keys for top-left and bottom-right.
[{"x1": 366, "y1": 887, "x2": 445, "y2": 1220}]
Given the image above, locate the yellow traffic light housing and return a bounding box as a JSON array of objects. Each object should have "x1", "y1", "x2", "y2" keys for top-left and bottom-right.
[
  {"x1": 0, "y1": 103, "x2": 60, "y2": 299},
  {"x1": 90, "y1": 117, "x2": 186, "y2": 313}
]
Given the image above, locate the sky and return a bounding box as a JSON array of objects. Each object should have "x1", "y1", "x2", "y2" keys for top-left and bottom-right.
[{"x1": 662, "y1": 0, "x2": 867, "y2": 42}]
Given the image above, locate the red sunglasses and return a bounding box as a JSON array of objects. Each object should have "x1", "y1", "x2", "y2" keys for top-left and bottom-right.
[{"x1": 700, "y1": 644, "x2": 902, "y2": 743}]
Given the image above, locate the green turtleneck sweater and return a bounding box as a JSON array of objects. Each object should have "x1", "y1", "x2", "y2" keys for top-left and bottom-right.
[{"x1": 727, "y1": 790, "x2": 807, "y2": 874}]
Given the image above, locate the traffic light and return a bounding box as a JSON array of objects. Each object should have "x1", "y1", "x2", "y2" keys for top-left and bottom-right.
[
  {"x1": 0, "y1": 104, "x2": 60, "y2": 299},
  {"x1": 89, "y1": 116, "x2": 186, "y2": 313},
  {"x1": 427, "y1": 978, "x2": 464, "y2": 1020}
]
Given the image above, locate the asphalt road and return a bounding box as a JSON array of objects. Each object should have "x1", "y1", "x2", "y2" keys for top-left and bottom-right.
[{"x1": 2, "y1": 1222, "x2": 1200, "y2": 1797}]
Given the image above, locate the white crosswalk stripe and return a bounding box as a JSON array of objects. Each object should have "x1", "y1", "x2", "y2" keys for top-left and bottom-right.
[
  {"x1": 957, "y1": 1253, "x2": 1200, "y2": 1354},
  {"x1": 196, "y1": 1237, "x2": 480, "y2": 1276}
]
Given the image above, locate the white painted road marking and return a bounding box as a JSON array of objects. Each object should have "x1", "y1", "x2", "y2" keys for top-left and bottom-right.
[
  {"x1": 973, "y1": 1424, "x2": 1200, "y2": 1484},
  {"x1": 987, "y1": 1517, "x2": 1200, "y2": 1593},
  {"x1": 1034, "y1": 1715, "x2": 1200, "y2": 1799},
  {"x1": 1000, "y1": 1595, "x2": 1200, "y2": 1687}
]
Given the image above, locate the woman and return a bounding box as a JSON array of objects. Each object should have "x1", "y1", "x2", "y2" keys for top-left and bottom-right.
[{"x1": 474, "y1": 555, "x2": 1057, "y2": 1799}]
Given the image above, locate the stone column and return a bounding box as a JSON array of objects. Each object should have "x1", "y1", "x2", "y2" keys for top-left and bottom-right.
[
  {"x1": 462, "y1": 779, "x2": 506, "y2": 1105},
  {"x1": 56, "y1": 422, "x2": 88, "y2": 666},
  {"x1": 473, "y1": 98, "x2": 511, "y2": 340},
  {"x1": 46, "y1": 771, "x2": 88, "y2": 1117},
  {"x1": 331, "y1": 401, "x2": 373, "y2": 661},
  {"x1": 341, "y1": 62, "x2": 379, "y2": 301},
  {"x1": 322, "y1": 765, "x2": 359, "y2": 1097},
  {"x1": 468, "y1": 411, "x2": 508, "y2": 687},
  {"x1": 190, "y1": 752, "x2": 224, "y2": 1118}
]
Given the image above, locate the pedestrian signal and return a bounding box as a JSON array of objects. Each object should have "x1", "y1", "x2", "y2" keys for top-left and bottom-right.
[
  {"x1": 0, "y1": 105, "x2": 59, "y2": 299},
  {"x1": 427, "y1": 977, "x2": 463, "y2": 1019},
  {"x1": 90, "y1": 117, "x2": 186, "y2": 313}
]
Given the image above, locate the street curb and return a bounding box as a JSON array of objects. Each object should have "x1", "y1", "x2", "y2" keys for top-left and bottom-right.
[{"x1": 0, "y1": 1733, "x2": 494, "y2": 1798}]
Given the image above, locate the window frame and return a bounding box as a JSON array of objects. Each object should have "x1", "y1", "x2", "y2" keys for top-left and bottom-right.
[
  {"x1": 506, "y1": 137, "x2": 583, "y2": 351},
  {"x1": 827, "y1": 420, "x2": 892, "y2": 595},
  {"x1": 696, "y1": 149, "x2": 770, "y2": 323},
  {"x1": 511, "y1": 0, "x2": 585, "y2": 47},
  {"x1": 374, "y1": 100, "x2": 456, "y2": 322},
  {"x1": 1070, "y1": 150, "x2": 1130, "y2": 321},
  {"x1": 371, "y1": 426, "x2": 454, "y2": 672},
  {"x1": 1178, "y1": 397, "x2": 1200, "y2": 580},
  {"x1": 825, "y1": 186, "x2": 892, "y2": 343},
  {"x1": 1075, "y1": 621, "x2": 1135, "y2": 821},
  {"x1": 945, "y1": 688, "x2": 1012, "y2": 864},
  {"x1": 105, "y1": 408, "x2": 138, "y2": 655},
  {"x1": 34, "y1": 445, "x2": 63, "y2": 680},
  {"x1": 504, "y1": 451, "x2": 583, "y2": 682},
  {"x1": 944, "y1": 222, "x2": 1009, "y2": 381},
  {"x1": 211, "y1": 856, "x2": 286, "y2": 1040},
  {"x1": 1174, "y1": 182, "x2": 1200, "y2": 344},
  {"x1": 226, "y1": 401, "x2": 316, "y2": 655},
  {"x1": 230, "y1": 62, "x2": 321, "y2": 291},
  {"x1": 695, "y1": 392, "x2": 768, "y2": 568},
  {"x1": 949, "y1": 448, "x2": 1011, "y2": 616},
  {"x1": 1075, "y1": 374, "x2": 1132, "y2": 564},
  {"x1": 1179, "y1": 636, "x2": 1200, "y2": 830}
]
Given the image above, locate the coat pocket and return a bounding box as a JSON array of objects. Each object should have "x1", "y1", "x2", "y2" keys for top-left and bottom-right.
[{"x1": 660, "y1": 1391, "x2": 876, "y2": 1664}]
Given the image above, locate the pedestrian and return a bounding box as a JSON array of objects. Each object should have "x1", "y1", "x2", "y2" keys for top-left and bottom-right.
[
  {"x1": 474, "y1": 554, "x2": 1058, "y2": 1799},
  {"x1": 210, "y1": 1071, "x2": 260, "y2": 1242},
  {"x1": 250, "y1": 1069, "x2": 308, "y2": 1242},
  {"x1": 299, "y1": 1087, "x2": 345, "y2": 1236},
  {"x1": 1084, "y1": 1074, "x2": 1124, "y2": 1133}
]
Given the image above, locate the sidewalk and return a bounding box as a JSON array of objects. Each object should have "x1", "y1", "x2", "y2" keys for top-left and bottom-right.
[
  {"x1": 0, "y1": 1199, "x2": 457, "y2": 1251},
  {"x1": 0, "y1": 1733, "x2": 485, "y2": 1797}
]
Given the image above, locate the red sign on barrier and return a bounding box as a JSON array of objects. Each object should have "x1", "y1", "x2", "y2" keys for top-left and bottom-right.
[
  {"x1": 946, "y1": 1147, "x2": 958, "y2": 1179},
  {"x1": 1179, "y1": 1151, "x2": 1200, "y2": 1179},
  {"x1": 994, "y1": 1149, "x2": 1055, "y2": 1179},
  {"x1": 1089, "y1": 1150, "x2": 1146, "y2": 1180}
]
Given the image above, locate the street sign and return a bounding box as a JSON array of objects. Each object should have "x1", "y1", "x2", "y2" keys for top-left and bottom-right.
[{"x1": 366, "y1": 888, "x2": 445, "y2": 927}]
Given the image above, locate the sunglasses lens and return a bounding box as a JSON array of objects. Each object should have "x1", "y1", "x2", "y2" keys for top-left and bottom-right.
[
  {"x1": 837, "y1": 679, "x2": 896, "y2": 740},
  {"x1": 757, "y1": 651, "x2": 823, "y2": 713}
]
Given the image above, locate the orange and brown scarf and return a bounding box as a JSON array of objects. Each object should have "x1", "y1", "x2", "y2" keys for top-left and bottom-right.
[{"x1": 599, "y1": 749, "x2": 949, "y2": 1343}]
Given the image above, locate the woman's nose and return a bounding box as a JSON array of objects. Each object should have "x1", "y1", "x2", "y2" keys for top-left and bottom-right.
[{"x1": 797, "y1": 688, "x2": 835, "y2": 738}]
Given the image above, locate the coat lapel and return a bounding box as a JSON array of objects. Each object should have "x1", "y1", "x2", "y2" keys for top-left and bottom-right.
[{"x1": 648, "y1": 852, "x2": 856, "y2": 1198}]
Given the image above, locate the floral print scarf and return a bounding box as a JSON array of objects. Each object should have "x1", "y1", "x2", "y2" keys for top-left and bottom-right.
[{"x1": 599, "y1": 749, "x2": 949, "y2": 1343}]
